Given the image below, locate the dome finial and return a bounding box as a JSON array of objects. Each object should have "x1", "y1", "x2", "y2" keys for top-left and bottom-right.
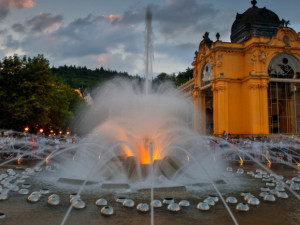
[{"x1": 251, "y1": 0, "x2": 257, "y2": 7}]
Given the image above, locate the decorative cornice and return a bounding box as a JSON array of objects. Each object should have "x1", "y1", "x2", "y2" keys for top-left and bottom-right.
[
  {"x1": 212, "y1": 86, "x2": 226, "y2": 92},
  {"x1": 248, "y1": 84, "x2": 268, "y2": 89}
]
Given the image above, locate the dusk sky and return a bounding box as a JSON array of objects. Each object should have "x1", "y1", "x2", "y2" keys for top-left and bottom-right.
[{"x1": 0, "y1": 0, "x2": 299, "y2": 77}]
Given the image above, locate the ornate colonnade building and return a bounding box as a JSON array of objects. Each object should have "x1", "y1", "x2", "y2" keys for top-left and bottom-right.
[{"x1": 179, "y1": 0, "x2": 300, "y2": 136}]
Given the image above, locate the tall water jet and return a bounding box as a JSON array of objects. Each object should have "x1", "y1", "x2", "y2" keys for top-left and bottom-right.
[{"x1": 144, "y1": 6, "x2": 153, "y2": 95}]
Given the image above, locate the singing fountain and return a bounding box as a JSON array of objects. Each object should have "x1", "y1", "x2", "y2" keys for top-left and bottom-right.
[{"x1": 0, "y1": 7, "x2": 300, "y2": 225}]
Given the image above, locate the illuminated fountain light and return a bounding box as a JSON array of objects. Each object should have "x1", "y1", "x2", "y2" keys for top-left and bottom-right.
[
  {"x1": 277, "y1": 192, "x2": 288, "y2": 199},
  {"x1": 95, "y1": 198, "x2": 107, "y2": 206},
  {"x1": 269, "y1": 189, "x2": 279, "y2": 195},
  {"x1": 236, "y1": 168, "x2": 244, "y2": 174},
  {"x1": 24, "y1": 168, "x2": 35, "y2": 176},
  {"x1": 1, "y1": 188, "x2": 9, "y2": 194},
  {"x1": 290, "y1": 183, "x2": 300, "y2": 191},
  {"x1": 115, "y1": 197, "x2": 126, "y2": 203},
  {"x1": 40, "y1": 189, "x2": 50, "y2": 195},
  {"x1": 292, "y1": 177, "x2": 300, "y2": 182},
  {"x1": 247, "y1": 171, "x2": 254, "y2": 176},
  {"x1": 270, "y1": 174, "x2": 284, "y2": 180},
  {"x1": 247, "y1": 197, "x2": 260, "y2": 206},
  {"x1": 100, "y1": 206, "x2": 114, "y2": 216},
  {"x1": 262, "y1": 178, "x2": 272, "y2": 182},
  {"x1": 244, "y1": 194, "x2": 255, "y2": 201},
  {"x1": 16, "y1": 179, "x2": 25, "y2": 184},
  {"x1": 123, "y1": 199, "x2": 135, "y2": 208},
  {"x1": 266, "y1": 182, "x2": 275, "y2": 187},
  {"x1": 0, "y1": 213, "x2": 6, "y2": 219},
  {"x1": 209, "y1": 195, "x2": 219, "y2": 203},
  {"x1": 22, "y1": 183, "x2": 31, "y2": 189},
  {"x1": 136, "y1": 203, "x2": 150, "y2": 212},
  {"x1": 72, "y1": 199, "x2": 86, "y2": 209},
  {"x1": 197, "y1": 202, "x2": 210, "y2": 211},
  {"x1": 167, "y1": 203, "x2": 181, "y2": 212},
  {"x1": 259, "y1": 192, "x2": 269, "y2": 198},
  {"x1": 286, "y1": 179, "x2": 294, "y2": 185},
  {"x1": 0, "y1": 174, "x2": 8, "y2": 179},
  {"x1": 151, "y1": 199, "x2": 163, "y2": 208},
  {"x1": 226, "y1": 167, "x2": 233, "y2": 172},
  {"x1": 48, "y1": 194, "x2": 60, "y2": 206},
  {"x1": 236, "y1": 203, "x2": 250, "y2": 212},
  {"x1": 225, "y1": 196, "x2": 238, "y2": 204},
  {"x1": 34, "y1": 167, "x2": 42, "y2": 172},
  {"x1": 163, "y1": 197, "x2": 174, "y2": 205},
  {"x1": 10, "y1": 185, "x2": 19, "y2": 192},
  {"x1": 241, "y1": 192, "x2": 251, "y2": 197},
  {"x1": 263, "y1": 194, "x2": 276, "y2": 202},
  {"x1": 27, "y1": 192, "x2": 42, "y2": 203},
  {"x1": 260, "y1": 187, "x2": 270, "y2": 192},
  {"x1": 256, "y1": 169, "x2": 263, "y2": 173},
  {"x1": 178, "y1": 200, "x2": 190, "y2": 207},
  {"x1": 254, "y1": 174, "x2": 262, "y2": 179},
  {"x1": 18, "y1": 189, "x2": 29, "y2": 195},
  {"x1": 7, "y1": 169, "x2": 16, "y2": 176},
  {"x1": 204, "y1": 197, "x2": 215, "y2": 206},
  {"x1": 0, "y1": 193, "x2": 8, "y2": 201},
  {"x1": 275, "y1": 185, "x2": 285, "y2": 192},
  {"x1": 70, "y1": 194, "x2": 80, "y2": 203},
  {"x1": 3, "y1": 182, "x2": 12, "y2": 189}
]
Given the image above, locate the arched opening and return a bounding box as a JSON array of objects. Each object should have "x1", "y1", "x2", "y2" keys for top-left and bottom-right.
[
  {"x1": 268, "y1": 53, "x2": 300, "y2": 134},
  {"x1": 200, "y1": 62, "x2": 213, "y2": 135}
]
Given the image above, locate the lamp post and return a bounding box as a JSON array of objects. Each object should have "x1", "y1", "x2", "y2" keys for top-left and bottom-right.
[{"x1": 24, "y1": 127, "x2": 29, "y2": 133}]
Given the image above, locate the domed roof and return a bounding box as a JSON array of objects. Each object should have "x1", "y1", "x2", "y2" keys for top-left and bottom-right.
[{"x1": 231, "y1": 1, "x2": 281, "y2": 43}]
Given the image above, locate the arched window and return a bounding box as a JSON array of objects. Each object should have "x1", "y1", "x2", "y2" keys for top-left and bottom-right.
[
  {"x1": 268, "y1": 53, "x2": 300, "y2": 134},
  {"x1": 268, "y1": 53, "x2": 300, "y2": 79},
  {"x1": 201, "y1": 62, "x2": 213, "y2": 86}
]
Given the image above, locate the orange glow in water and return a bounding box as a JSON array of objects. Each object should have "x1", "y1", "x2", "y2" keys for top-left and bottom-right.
[
  {"x1": 135, "y1": 139, "x2": 159, "y2": 164},
  {"x1": 17, "y1": 157, "x2": 22, "y2": 165},
  {"x1": 238, "y1": 155, "x2": 243, "y2": 166}
]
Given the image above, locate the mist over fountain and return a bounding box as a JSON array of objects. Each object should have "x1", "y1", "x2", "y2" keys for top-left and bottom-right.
[{"x1": 46, "y1": 7, "x2": 225, "y2": 189}]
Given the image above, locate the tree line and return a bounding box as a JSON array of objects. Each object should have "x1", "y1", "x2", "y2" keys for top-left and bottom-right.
[{"x1": 0, "y1": 54, "x2": 193, "y2": 134}]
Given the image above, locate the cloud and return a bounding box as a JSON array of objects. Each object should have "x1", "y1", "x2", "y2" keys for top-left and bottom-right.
[
  {"x1": 0, "y1": 0, "x2": 34, "y2": 21},
  {"x1": 26, "y1": 13, "x2": 63, "y2": 33},
  {"x1": 12, "y1": 23, "x2": 25, "y2": 33},
  {"x1": 6, "y1": 0, "x2": 34, "y2": 8},
  {"x1": 1, "y1": 0, "x2": 236, "y2": 76}
]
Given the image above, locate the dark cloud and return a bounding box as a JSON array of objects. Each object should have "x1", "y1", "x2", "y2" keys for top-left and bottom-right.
[
  {"x1": 4, "y1": 34, "x2": 19, "y2": 49},
  {"x1": 18, "y1": 13, "x2": 142, "y2": 61},
  {"x1": 0, "y1": 1, "x2": 10, "y2": 21},
  {"x1": 1, "y1": 0, "x2": 236, "y2": 75},
  {"x1": 12, "y1": 23, "x2": 25, "y2": 33},
  {"x1": 26, "y1": 13, "x2": 63, "y2": 32},
  {"x1": 0, "y1": 0, "x2": 34, "y2": 21}
]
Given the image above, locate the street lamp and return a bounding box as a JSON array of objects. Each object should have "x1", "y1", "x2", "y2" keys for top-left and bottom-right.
[
  {"x1": 24, "y1": 127, "x2": 29, "y2": 132},
  {"x1": 39, "y1": 128, "x2": 44, "y2": 134}
]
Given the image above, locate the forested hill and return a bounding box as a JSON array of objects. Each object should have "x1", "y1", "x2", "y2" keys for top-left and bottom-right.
[
  {"x1": 51, "y1": 65, "x2": 141, "y2": 90},
  {"x1": 51, "y1": 65, "x2": 193, "y2": 90}
]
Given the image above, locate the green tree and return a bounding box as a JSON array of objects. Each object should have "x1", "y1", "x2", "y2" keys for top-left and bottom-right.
[
  {"x1": 0, "y1": 54, "x2": 83, "y2": 133},
  {"x1": 175, "y1": 67, "x2": 193, "y2": 87}
]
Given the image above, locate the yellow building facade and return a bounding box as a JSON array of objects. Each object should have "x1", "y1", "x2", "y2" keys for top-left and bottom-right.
[{"x1": 180, "y1": 1, "x2": 300, "y2": 136}]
